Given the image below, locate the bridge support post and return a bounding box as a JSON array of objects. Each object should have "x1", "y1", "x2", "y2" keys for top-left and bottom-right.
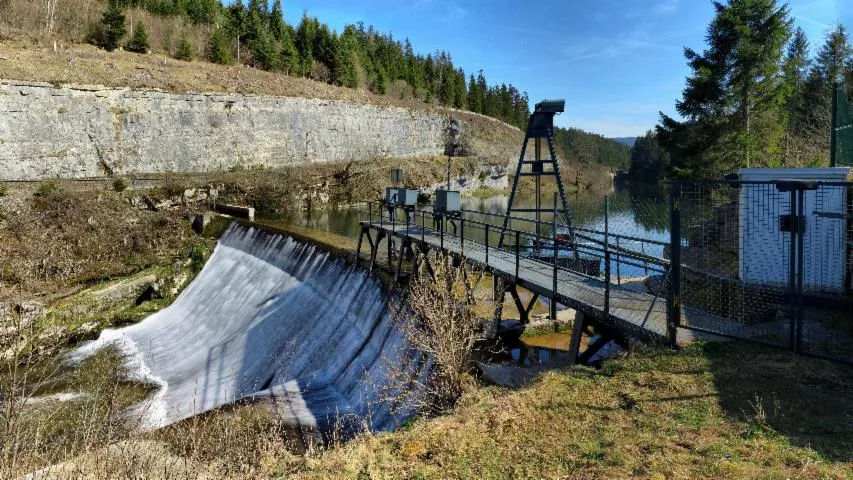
[
  {"x1": 387, "y1": 233, "x2": 394, "y2": 270},
  {"x1": 356, "y1": 227, "x2": 364, "y2": 262},
  {"x1": 418, "y1": 244, "x2": 436, "y2": 281},
  {"x1": 567, "y1": 312, "x2": 586, "y2": 365},
  {"x1": 395, "y1": 238, "x2": 409, "y2": 282},
  {"x1": 369, "y1": 230, "x2": 385, "y2": 276},
  {"x1": 492, "y1": 275, "x2": 507, "y2": 337}
]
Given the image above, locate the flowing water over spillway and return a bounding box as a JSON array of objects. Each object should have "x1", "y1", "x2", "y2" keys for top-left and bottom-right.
[{"x1": 74, "y1": 223, "x2": 427, "y2": 439}]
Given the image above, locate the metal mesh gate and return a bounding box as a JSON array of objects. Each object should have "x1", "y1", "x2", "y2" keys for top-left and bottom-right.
[{"x1": 673, "y1": 180, "x2": 853, "y2": 363}]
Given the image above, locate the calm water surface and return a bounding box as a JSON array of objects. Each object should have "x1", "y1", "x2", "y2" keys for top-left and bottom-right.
[{"x1": 272, "y1": 182, "x2": 671, "y2": 278}]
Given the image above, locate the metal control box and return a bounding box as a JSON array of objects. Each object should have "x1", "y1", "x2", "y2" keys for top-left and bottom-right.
[
  {"x1": 396, "y1": 189, "x2": 419, "y2": 207},
  {"x1": 435, "y1": 189, "x2": 461, "y2": 213},
  {"x1": 385, "y1": 187, "x2": 399, "y2": 204}
]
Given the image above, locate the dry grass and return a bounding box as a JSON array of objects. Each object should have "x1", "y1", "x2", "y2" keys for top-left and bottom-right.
[
  {"x1": 287, "y1": 343, "x2": 853, "y2": 479},
  {"x1": 0, "y1": 184, "x2": 198, "y2": 299},
  {"x1": 2, "y1": 212, "x2": 852, "y2": 478}
]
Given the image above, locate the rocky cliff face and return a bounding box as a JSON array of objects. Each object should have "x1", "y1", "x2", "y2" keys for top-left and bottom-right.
[{"x1": 0, "y1": 80, "x2": 520, "y2": 181}]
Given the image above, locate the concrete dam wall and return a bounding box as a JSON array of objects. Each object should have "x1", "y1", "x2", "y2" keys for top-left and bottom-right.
[
  {"x1": 0, "y1": 80, "x2": 519, "y2": 181},
  {"x1": 73, "y1": 223, "x2": 428, "y2": 438}
]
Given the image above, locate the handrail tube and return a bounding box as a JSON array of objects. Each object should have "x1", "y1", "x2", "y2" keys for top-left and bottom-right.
[
  {"x1": 485, "y1": 223, "x2": 490, "y2": 266},
  {"x1": 515, "y1": 230, "x2": 520, "y2": 279},
  {"x1": 604, "y1": 195, "x2": 611, "y2": 316},
  {"x1": 360, "y1": 201, "x2": 670, "y2": 283},
  {"x1": 364, "y1": 201, "x2": 666, "y2": 259},
  {"x1": 461, "y1": 216, "x2": 465, "y2": 256},
  {"x1": 458, "y1": 207, "x2": 669, "y2": 248}
]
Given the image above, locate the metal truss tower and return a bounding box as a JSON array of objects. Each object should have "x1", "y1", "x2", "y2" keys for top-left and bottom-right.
[{"x1": 498, "y1": 99, "x2": 577, "y2": 254}]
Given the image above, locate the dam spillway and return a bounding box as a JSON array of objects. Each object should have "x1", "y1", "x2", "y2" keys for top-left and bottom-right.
[{"x1": 74, "y1": 223, "x2": 428, "y2": 438}]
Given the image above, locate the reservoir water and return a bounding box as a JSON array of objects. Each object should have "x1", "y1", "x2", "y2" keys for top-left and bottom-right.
[{"x1": 276, "y1": 182, "x2": 671, "y2": 279}]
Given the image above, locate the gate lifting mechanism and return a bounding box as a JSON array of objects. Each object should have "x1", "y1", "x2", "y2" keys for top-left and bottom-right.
[{"x1": 499, "y1": 99, "x2": 579, "y2": 259}]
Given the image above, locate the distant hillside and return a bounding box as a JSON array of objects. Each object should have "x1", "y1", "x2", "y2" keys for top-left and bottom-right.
[
  {"x1": 610, "y1": 137, "x2": 638, "y2": 148},
  {"x1": 0, "y1": 0, "x2": 530, "y2": 129},
  {"x1": 555, "y1": 128, "x2": 631, "y2": 170}
]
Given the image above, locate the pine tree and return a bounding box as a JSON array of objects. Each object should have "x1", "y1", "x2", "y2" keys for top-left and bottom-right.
[
  {"x1": 816, "y1": 25, "x2": 852, "y2": 85},
  {"x1": 208, "y1": 29, "x2": 233, "y2": 65},
  {"x1": 375, "y1": 66, "x2": 388, "y2": 94},
  {"x1": 279, "y1": 30, "x2": 299, "y2": 75},
  {"x1": 269, "y1": 0, "x2": 286, "y2": 41},
  {"x1": 100, "y1": 0, "x2": 126, "y2": 52},
  {"x1": 250, "y1": 28, "x2": 279, "y2": 71},
  {"x1": 467, "y1": 74, "x2": 481, "y2": 113},
  {"x1": 175, "y1": 38, "x2": 194, "y2": 61},
  {"x1": 125, "y1": 23, "x2": 149, "y2": 54},
  {"x1": 782, "y1": 27, "x2": 811, "y2": 164},
  {"x1": 295, "y1": 14, "x2": 317, "y2": 77},
  {"x1": 453, "y1": 68, "x2": 467, "y2": 109},
  {"x1": 784, "y1": 27, "x2": 810, "y2": 93},
  {"x1": 794, "y1": 26, "x2": 853, "y2": 165},
  {"x1": 337, "y1": 29, "x2": 359, "y2": 88},
  {"x1": 629, "y1": 131, "x2": 671, "y2": 180},
  {"x1": 658, "y1": 0, "x2": 792, "y2": 176}
]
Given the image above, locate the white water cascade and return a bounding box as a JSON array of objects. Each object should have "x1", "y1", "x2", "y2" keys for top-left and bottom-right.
[{"x1": 73, "y1": 223, "x2": 429, "y2": 439}]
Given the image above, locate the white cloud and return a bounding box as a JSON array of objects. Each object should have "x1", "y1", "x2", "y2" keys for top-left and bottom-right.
[
  {"x1": 560, "y1": 28, "x2": 668, "y2": 62},
  {"x1": 653, "y1": 0, "x2": 680, "y2": 16},
  {"x1": 444, "y1": 4, "x2": 468, "y2": 22}
]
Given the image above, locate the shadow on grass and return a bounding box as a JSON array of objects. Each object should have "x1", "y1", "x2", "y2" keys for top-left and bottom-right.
[{"x1": 702, "y1": 341, "x2": 853, "y2": 462}]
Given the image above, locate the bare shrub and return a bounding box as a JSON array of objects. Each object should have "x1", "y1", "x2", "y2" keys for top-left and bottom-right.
[
  {"x1": 392, "y1": 253, "x2": 483, "y2": 413},
  {"x1": 0, "y1": 300, "x2": 149, "y2": 477}
]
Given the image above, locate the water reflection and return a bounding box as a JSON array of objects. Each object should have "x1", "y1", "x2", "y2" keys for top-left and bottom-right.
[{"x1": 270, "y1": 182, "x2": 672, "y2": 280}]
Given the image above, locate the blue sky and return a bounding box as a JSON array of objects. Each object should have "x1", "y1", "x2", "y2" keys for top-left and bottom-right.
[{"x1": 267, "y1": 0, "x2": 851, "y2": 137}]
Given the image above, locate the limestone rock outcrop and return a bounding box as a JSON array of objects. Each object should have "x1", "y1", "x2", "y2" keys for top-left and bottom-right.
[{"x1": 0, "y1": 80, "x2": 520, "y2": 180}]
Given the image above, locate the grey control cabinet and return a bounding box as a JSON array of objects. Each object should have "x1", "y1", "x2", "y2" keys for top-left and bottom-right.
[
  {"x1": 385, "y1": 187, "x2": 399, "y2": 204},
  {"x1": 396, "y1": 189, "x2": 418, "y2": 207},
  {"x1": 435, "y1": 189, "x2": 461, "y2": 213}
]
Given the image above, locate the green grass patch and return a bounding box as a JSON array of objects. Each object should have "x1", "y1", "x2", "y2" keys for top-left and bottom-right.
[
  {"x1": 468, "y1": 185, "x2": 506, "y2": 199},
  {"x1": 280, "y1": 342, "x2": 853, "y2": 479}
]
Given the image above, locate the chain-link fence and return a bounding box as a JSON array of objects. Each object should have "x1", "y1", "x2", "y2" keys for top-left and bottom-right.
[
  {"x1": 673, "y1": 180, "x2": 853, "y2": 363},
  {"x1": 832, "y1": 83, "x2": 853, "y2": 167}
]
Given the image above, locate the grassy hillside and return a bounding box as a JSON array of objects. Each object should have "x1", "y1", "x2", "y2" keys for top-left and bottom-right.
[
  {"x1": 10, "y1": 341, "x2": 851, "y2": 479},
  {"x1": 284, "y1": 343, "x2": 853, "y2": 479},
  {"x1": 0, "y1": 0, "x2": 630, "y2": 178}
]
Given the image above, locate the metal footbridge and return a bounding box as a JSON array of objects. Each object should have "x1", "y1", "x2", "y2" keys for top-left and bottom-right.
[{"x1": 355, "y1": 201, "x2": 728, "y2": 365}]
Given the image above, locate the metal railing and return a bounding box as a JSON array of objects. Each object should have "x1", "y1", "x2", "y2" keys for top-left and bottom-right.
[
  {"x1": 360, "y1": 198, "x2": 674, "y2": 343},
  {"x1": 359, "y1": 178, "x2": 853, "y2": 364}
]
